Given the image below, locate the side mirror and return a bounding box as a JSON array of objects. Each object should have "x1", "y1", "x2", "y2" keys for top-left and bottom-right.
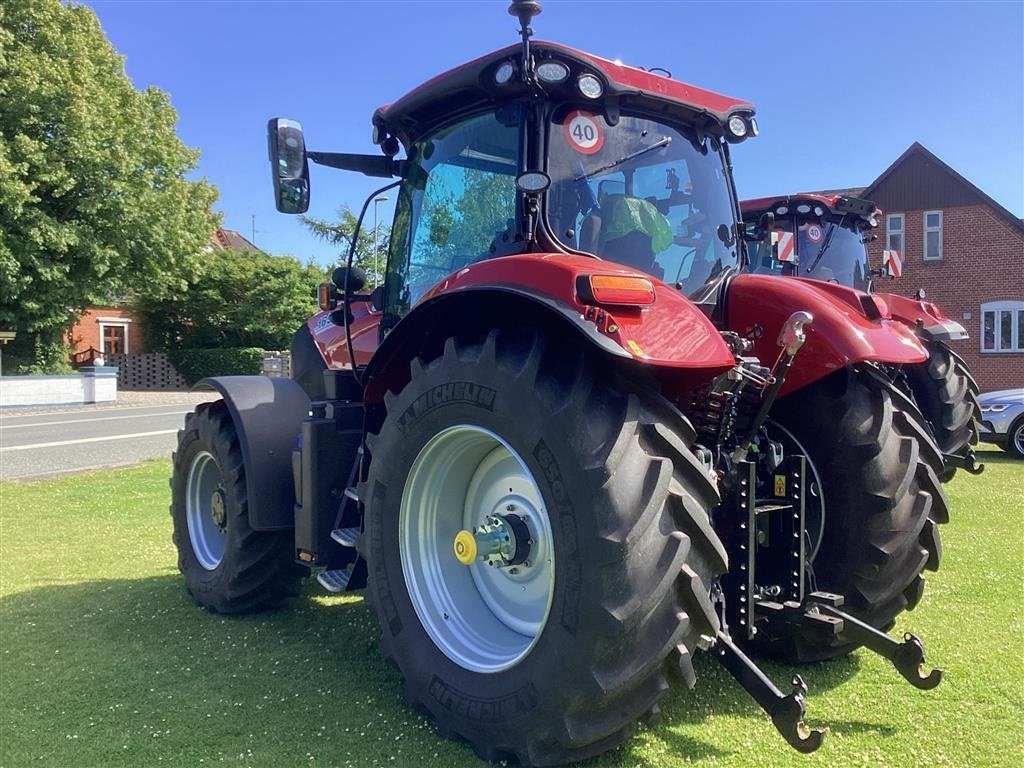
[
  {"x1": 332, "y1": 266, "x2": 367, "y2": 294},
  {"x1": 716, "y1": 223, "x2": 735, "y2": 247},
  {"x1": 267, "y1": 118, "x2": 310, "y2": 214}
]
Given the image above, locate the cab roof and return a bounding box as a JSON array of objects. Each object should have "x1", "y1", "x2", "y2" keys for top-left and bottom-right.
[
  {"x1": 372, "y1": 41, "x2": 755, "y2": 147},
  {"x1": 741, "y1": 193, "x2": 881, "y2": 226}
]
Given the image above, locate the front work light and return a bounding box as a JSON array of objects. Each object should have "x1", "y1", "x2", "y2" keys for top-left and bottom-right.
[
  {"x1": 578, "y1": 275, "x2": 656, "y2": 306},
  {"x1": 495, "y1": 61, "x2": 515, "y2": 85},
  {"x1": 727, "y1": 115, "x2": 747, "y2": 138},
  {"x1": 537, "y1": 61, "x2": 569, "y2": 83},
  {"x1": 577, "y1": 74, "x2": 603, "y2": 99}
]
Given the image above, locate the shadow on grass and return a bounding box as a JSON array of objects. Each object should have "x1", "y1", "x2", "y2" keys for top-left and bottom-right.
[{"x1": 0, "y1": 575, "x2": 890, "y2": 767}]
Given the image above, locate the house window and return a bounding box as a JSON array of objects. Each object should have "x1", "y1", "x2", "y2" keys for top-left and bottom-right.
[
  {"x1": 886, "y1": 214, "x2": 904, "y2": 256},
  {"x1": 97, "y1": 318, "x2": 131, "y2": 356},
  {"x1": 981, "y1": 301, "x2": 1024, "y2": 353},
  {"x1": 923, "y1": 210, "x2": 942, "y2": 261}
]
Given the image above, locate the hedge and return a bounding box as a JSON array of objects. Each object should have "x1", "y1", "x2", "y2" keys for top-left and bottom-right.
[{"x1": 167, "y1": 347, "x2": 264, "y2": 385}]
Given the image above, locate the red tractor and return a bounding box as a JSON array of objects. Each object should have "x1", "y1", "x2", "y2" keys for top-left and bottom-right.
[
  {"x1": 171, "y1": 3, "x2": 947, "y2": 763},
  {"x1": 741, "y1": 192, "x2": 984, "y2": 479}
]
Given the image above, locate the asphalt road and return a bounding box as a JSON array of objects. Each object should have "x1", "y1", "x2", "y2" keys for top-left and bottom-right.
[{"x1": 0, "y1": 403, "x2": 199, "y2": 481}]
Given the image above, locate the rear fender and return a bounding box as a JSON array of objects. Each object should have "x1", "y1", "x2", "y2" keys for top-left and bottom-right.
[
  {"x1": 363, "y1": 260, "x2": 735, "y2": 404},
  {"x1": 192, "y1": 376, "x2": 309, "y2": 530},
  {"x1": 876, "y1": 291, "x2": 969, "y2": 342},
  {"x1": 725, "y1": 274, "x2": 928, "y2": 396}
]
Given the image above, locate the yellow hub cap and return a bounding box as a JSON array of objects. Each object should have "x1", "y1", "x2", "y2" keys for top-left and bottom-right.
[{"x1": 453, "y1": 530, "x2": 477, "y2": 565}]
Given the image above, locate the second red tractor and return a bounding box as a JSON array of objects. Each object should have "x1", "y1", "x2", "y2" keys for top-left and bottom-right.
[{"x1": 741, "y1": 192, "x2": 983, "y2": 479}]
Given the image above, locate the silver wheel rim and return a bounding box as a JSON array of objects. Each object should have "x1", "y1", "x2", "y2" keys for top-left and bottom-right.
[
  {"x1": 399, "y1": 425, "x2": 555, "y2": 673},
  {"x1": 766, "y1": 421, "x2": 827, "y2": 561},
  {"x1": 1014, "y1": 424, "x2": 1024, "y2": 455},
  {"x1": 185, "y1": 451, "x2": 227, "y2": 571}
]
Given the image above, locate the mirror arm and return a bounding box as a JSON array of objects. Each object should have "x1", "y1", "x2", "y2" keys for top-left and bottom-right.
[{"x1": 307, "y1": 151, "x2": 404, "y2": 178}]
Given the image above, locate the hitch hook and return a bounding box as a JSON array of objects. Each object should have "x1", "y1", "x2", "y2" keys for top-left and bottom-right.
[
  {"x1": 812, "y1": 601, "x2": 943, "y2": 690},
  {"x1": 892, "y1": 632, "x2": 944, "y2": 690},
  {"x1": 943, "y1": 446, "x2": 985, "y2": 475},
  {"x1": 713, "y1": 631, "x2": 827, "y2": 753}
]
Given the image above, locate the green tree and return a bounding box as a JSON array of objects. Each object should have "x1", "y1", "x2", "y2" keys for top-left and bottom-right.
[
  {"x1": 299, "y1": 204, "x2": 391, "y2": 286},
  {"x1": 137, "y1": 249, "x2": 326, "y2": 352},
  {"x1": 0, "y1": 0, "x2": 218, "y2": 371}
]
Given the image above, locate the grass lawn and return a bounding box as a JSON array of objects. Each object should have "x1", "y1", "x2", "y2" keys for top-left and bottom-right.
[{"x1": 1, "y1": 450, "x2": 1022, "y2": 767}]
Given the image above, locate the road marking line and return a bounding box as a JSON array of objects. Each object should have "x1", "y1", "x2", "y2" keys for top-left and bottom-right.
[
  {"x1": 0, "y1": 411, "x2": 189, "y2": 430},
  {"x1": 0, "y1": 400, "x2": 217, "y2": 421},
  {"x1": 0, "y1": 429, "x2": 177, "y2": 452}
]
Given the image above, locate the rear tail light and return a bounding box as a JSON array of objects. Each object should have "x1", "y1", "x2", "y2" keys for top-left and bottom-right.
[{"x1": 577, "y1": 275, "x2": 656, "y2": 306}]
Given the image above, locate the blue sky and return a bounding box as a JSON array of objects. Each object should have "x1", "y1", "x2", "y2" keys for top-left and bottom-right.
[{"x1": 86, "y1": 0, "x2": 1024, "y2": 265}]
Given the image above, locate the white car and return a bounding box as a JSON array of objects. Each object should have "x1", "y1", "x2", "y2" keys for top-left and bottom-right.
[{"x1": 979, "y1": 389, "x2": 1024, "y2": 458}]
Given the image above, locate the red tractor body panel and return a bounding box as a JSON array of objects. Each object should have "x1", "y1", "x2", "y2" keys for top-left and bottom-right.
[
  {"x1": 875, "y1": 290, "x2": 969, "y2": 341},
  {"x1": 309, "y1": 253, "x2": 736, "y2": 392},
  {"x1": 306, "y1": 305, "x2": 381, "y2": 369},
  {"x1": 726, "y1": 274, "x2": 928, "y2": 396},
  {"x1": 877, "y1": 290, "x2": 951, "y2": 329},
  {"x1": 422, "y1": 253, "x2": 736, "y2": 368}
]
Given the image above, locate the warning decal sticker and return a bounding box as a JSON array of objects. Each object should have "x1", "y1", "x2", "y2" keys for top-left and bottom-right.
[
  {"x1": 806, "y1": 223, "x2": 824, "y2": 244},
  {"x1": 882, "y1": 249, "x2": 904, "y2": 278},
  {"x1": 772, "y1": 230, "x2": 796, "y2": 263},
  {"x1": 563, "y1": 110, "x2": 604, "y2": 155}
]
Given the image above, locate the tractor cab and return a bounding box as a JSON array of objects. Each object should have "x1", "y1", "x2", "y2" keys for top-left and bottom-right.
[
  {"x1": 269, "y1": 32, "x2": 759, "y2": 349},
  {"x1": 741, "y1": 193, "x2": 879, "y2": 291}
]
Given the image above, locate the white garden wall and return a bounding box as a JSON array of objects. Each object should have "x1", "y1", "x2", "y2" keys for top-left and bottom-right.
[{"x1": 0, "y1": 367, "x2": 118, "y2": 407}]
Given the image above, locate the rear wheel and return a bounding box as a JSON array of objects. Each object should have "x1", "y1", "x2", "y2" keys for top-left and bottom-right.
[
  {"x1": 171, "y1": 401, "x2": 302, "y2": 613},
  {"x1": 360, "y1": 327, "x2": 727, "y2": 766},
  {"x1": 749, "y1": 369, "x2": 948, "y2": 663},
  {"x1": 903, "y1": 340, "x2": 981, "y2": 480}
]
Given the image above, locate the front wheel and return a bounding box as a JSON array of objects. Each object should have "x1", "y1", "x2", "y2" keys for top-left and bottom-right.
[
  {"x1": 170, "y1": 401, "x2": 302, "y2": 613},
  {"x1": 360, "y1": 327, "x2": 727, "y2": 766},
  {"x1": 749, "y1": 369, "x2": 948, "y2": 663}
]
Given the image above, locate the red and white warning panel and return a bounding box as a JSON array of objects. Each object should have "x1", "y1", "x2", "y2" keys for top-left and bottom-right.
[
  {"x1": 563, "y1": 110, "x2": 604, "y2": 155},
  {"x1": 772, "y1": 231, "x2": 796, "y2": 263},
  {"x1": 882, "y1": 249, "x2": 903, "y2": 278}
]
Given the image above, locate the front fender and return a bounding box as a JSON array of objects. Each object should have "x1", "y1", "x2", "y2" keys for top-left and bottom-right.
[
  {"x1": 876, "y1": 291, "x2": 969, "y2": 342},
  {"x1": 192, "y1": 376, "x2": 309, "y2": 530},
  {"x1": 364, "y1": 253, "x2": 735, "y2": 402},
  {"x1": 725, "y1": 274, "x2": 928, "y2": 396}
]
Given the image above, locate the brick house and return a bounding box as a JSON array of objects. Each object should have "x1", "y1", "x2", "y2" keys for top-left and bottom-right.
[
  {"x1": 817, "y1": 143, "x2": 1023, "y2": 392},
  {"x1": 858, "y1": 143, "x2": 1024, "y2": 392},
  {"x1": 67, "y1": 305, "x2": 143, "y2": 365},
  {"x1": 66, "y1": 228, "x2": 261, "y2": 366}
]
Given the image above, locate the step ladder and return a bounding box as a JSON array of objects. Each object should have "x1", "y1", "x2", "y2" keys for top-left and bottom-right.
[{"x1": 316, "y1": 450, "x2": 363, "y2": 594}]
